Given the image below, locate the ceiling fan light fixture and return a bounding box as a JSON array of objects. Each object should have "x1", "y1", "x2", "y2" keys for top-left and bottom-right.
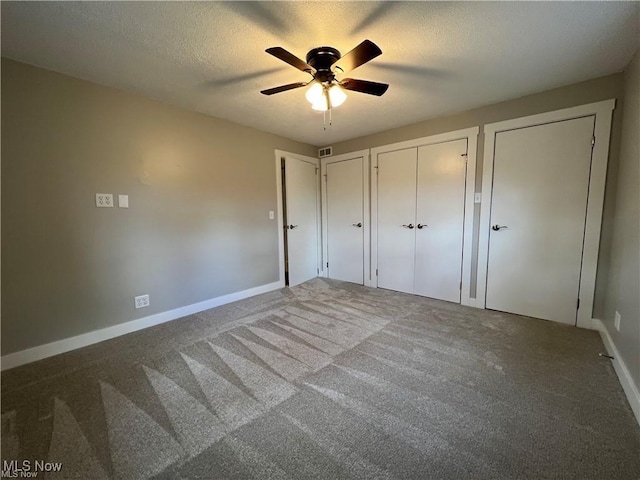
[
  {"x1": 311, "y1": 100, "x2": 329, "y2": 112},
  {"x1": 328, "y1": 84, "x2": 347, "y2": 108},
  {"x1": 307, "y1": 83, "x2": 347, "y2": 111},
  {"x1": 311, "y1": 90, "x2": 330, "y2": 111},
  {"x1": 305, "y1": 82, "x2": 324, "y2": 105}
]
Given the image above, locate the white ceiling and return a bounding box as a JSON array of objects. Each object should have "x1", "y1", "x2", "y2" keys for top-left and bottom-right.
[{"x1": 2, "y1": 1, "x2": 638, "y2": 146}]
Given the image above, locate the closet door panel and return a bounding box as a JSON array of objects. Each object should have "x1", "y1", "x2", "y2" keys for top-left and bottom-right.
[
  {"x1": 326, "y1": 157, "x2": 364, "y2": 284},
  {"x1": 414, "y1": 140, "x2": 468, "y2": 302},
  {"x1": 485, "y1": 116, "x2": 594, "y2": 324},
  {"x1": 285, "y1": 157, "x2": 319, "y2": 287},
  {"x1": 377, "y1": 148, "x2": 417, "y2": 294}
]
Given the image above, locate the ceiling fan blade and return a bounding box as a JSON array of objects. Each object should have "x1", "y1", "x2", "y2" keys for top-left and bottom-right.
[
  {"x1": 261, "y1": 82, "x2": 308, "y2": 95},
  {"x1": 340, "y1": 78, "x2": 389, "y2": 96},
  {"x1": 265, "y1": 47, "x2": 314, "y2": 73},
  {"x1": 334, "y1": 40, "x2": 382, "y2": 74}
]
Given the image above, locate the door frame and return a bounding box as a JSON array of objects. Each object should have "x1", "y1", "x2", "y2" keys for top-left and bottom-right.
[
  {"x1": 320, "y1": 149, "x2": 371, "y2": 284},
  {"x1": 477, "y1": 99, "x2": 615, "y2": 328},
  {"x1": 275, "y1": 150, "x2": 322, "y2": 286},
  {"x1": 370, "y1": 127, "x2": 480, "y2": 306}
]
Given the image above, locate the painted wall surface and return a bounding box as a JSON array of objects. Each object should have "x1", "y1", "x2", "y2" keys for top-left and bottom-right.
[
  {"x1": 1, "y1": 57, "x2": 632, "y2": 360},
  {"x1": 332, "y1": 74, "x2": 624, "y2": 306},
  {"x1": 601, "y1": 49, "x2": 640, "y2": 387},
  {"x1": 1, "y1": 58, "x2": 316, "y2": 355}
]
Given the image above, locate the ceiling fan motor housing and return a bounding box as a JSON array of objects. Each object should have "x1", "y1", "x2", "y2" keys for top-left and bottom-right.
[{"x1": 306, "y1": 47, "x2": 341, "y2": 82}]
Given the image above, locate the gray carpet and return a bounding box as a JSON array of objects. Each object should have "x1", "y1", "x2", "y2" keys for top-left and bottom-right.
[{"x1": 2, "y1": 278, "x2": 639, "y2": 479}]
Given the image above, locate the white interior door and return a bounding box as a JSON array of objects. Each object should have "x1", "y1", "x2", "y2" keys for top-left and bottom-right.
[
  {"x1": 285, "y1": 157, "x2": 318, "y2": 287},
  {"x1": 377, "y1": 148, "x2": 417, "y2": 294},
  {"x1": 414, "y1": 139, "x2": 468, "y2": 302},
  {"x1": 486, "y1": 116, "x2": 595, "y2": 324},
  {"x1": 326, "y1": 157, "x2": 364, "y2": 284}
]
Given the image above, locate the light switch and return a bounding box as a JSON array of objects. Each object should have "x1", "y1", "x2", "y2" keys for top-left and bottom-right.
[
  {"x1": 269, "y1": 211, "x2": 275, "y2": 220},
  {"x1": 118, "y1": 195, "x2": 129, "y2": 208}
]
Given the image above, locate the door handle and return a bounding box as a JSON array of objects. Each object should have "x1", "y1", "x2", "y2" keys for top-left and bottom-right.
[
  {"x1": 417, "y1": 224, "x2": 428, "y2": 229},
  {"x1": 352, "y1": 222, "x2": 362, "y2": 228},
  {"x1": 492, "y1": 224, "x2": 508, "y2": 231},
  {"x1": 402, "y1": 224, "x2": 415, "y2": 229},
  {"x1": 288, "y1": 224, "x2": 298, "y2": 230}
]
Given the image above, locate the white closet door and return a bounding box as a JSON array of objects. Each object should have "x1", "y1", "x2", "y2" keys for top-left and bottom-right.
[
  {"x1": 377, "y1": 148, "x2": 417, "y2": 294},
  {"x1": 326, "y1": 157, "x2": 364, "y2": 284},
  {"x1": 486, "y1": 116, "x2": 594, "y2": 324},
  {"x1": 414, "y1": 139, "x2": 468, "y2": 302},
  {"x1": 285, "y1": 157, "x2": 318, "y2": 287}
]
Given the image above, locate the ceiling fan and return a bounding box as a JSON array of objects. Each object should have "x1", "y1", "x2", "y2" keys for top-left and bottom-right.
[{"x1": 260, "y1": 39, "x2": 389, "y2": 113}]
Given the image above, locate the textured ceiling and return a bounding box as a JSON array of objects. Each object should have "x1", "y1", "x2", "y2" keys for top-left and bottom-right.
[{"x1": 2, "y1": 1, "x2": 639, "y2": 146}]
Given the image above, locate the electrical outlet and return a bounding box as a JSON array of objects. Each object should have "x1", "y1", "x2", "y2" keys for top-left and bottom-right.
[
  {"x1": 614, "y1": 311, "x2": 621, "y2": 332},
  {"x1": 96, "y1": 193, "x2": 113, "y2": 207},
  {"x1": 135, "y1": 294, "x2": 150, "y2": 309}
]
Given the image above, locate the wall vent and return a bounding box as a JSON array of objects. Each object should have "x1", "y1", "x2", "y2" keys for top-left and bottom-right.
[{"x1": 318, "y1": 146, "x2": 333, "y2": 158}]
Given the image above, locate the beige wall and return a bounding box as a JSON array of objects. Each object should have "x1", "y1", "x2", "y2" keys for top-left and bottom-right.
[
  {"x1": 1, "y1": 58, "x2": 316, "y2": 355},
  {"x1": 333, "y1": 73, "x2": 624, "y2": 306},
  {"x1": 1, "y1": 56, "x2": 633, "y2": 362},
  {"x1": 601, "y1": 49, "x2": 640, "y2": 387}
]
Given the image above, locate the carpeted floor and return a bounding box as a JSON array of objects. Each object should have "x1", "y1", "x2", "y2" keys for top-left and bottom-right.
[{"x1": 2, "y1": 278, "x2": 639, "y2": 479}]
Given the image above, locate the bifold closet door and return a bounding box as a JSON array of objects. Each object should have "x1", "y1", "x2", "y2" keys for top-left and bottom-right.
[
  {"x1": 486, "y1": 116, "x2": 594, "y2": 324},
  {"x1": 414, "y1": 139, "x2": 467, "y2": 302},
  {"x1": 326, "y1": 157, "x2": 364, "y2": 284},
  {"x1": 377, "y1": 148, "x2": 417, "y2": 294},
  {"x1": 285, "y1": 157, "x2": 318, "y2": 287}
]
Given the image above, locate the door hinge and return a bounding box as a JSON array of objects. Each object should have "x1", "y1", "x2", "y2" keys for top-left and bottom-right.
[
  {"x1": 376, "y1": 268, "x2": 378, "y2": 276},
  {"x1": 577, "y1": 298, "x2": 580, "y2": 310},
  {"x1": 326, "y1": 262, "x2": 329, "y2": 268},
  {"x1": 317, "y1": 268, "x2": 319, "y2": 274},
  {"x1": 591, "y1": 136, "x2": 595, "y2": 147},
  {"x1": 460, "y1": 281, "x2": 462, "y2": 290}
]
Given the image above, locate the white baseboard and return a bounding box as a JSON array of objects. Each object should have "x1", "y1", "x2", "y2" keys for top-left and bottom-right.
[
  {"x1": 593, "y1": 318, "x2": 640, "y2": 426},
  {"x1": 1, "y1": 280, "x2": 284, "y2": 371}
]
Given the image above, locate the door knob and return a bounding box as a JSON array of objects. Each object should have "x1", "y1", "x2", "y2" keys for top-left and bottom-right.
[
  {"x1": 352, "y1": 222, "x2": 362, "y2": 228},
  {"x1": 402, "y1": 224, "x2": 415, "y2": 229},
  {"x1": 492, "y1": 224, "x2": 507, "y2": 231},
  {"x1": 417, "y1": 224, "x2": 428, "y2": 229},
  {"x1": 288, "y1": 225, "x2": 298, "y2": 229}
]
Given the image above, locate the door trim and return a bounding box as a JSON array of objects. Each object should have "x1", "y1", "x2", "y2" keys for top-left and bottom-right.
[
  {"x1": 477, "y1": 99, "x2": 615, "y2": 328},
  {"x1": 320, "y1": 150, "x2": 371, "y2": 285},
  {"x1": 275, "y1": 150, "x2": 321, "y2": 287},
  {"x1": 370, "y1": 127, "x2": 480, "y2": 306}
]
